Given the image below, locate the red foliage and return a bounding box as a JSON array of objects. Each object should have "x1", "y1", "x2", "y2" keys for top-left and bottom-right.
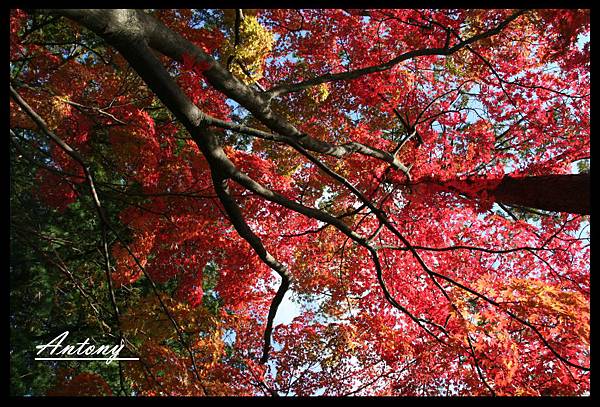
[
  {"x1": 11, "y1": 8, "x2": 589, "y2": 396},
  {"x1": 48, "y1": 370, "x2": 113, "y2": 396}
]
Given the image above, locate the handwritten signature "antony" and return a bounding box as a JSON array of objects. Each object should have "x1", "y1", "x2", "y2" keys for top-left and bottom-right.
[{"x1": 35, "y1": 331, "x2": 138, "y2": 364}]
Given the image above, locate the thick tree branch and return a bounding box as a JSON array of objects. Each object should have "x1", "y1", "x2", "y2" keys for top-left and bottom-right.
[
  {"x1": 38, "y1": 8, "x2": 298, "y2": 364},
  {"x1": 38, "y1": 9, "x2": 411, "y2": 174},
  {"x1": 211, "y1": 172, "x2": 292, "y2": 364}
]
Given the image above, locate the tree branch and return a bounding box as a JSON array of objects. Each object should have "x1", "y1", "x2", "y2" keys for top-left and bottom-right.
[
  {"x1": 263, "y1": 9, "x2": 527, "y2": 99},
  {"x1": 211, "y1": 171, "x2": 292, "y2": 364}
]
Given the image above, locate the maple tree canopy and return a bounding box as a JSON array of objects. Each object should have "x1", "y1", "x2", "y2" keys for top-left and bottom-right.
[{"x1": 10, "y1": 9, "x2": 589, "y2": 396}]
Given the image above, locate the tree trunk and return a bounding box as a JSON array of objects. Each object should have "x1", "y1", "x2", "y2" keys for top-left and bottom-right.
[{"x1": 492, "y1": 173, "x2": 590, "y2": 215}]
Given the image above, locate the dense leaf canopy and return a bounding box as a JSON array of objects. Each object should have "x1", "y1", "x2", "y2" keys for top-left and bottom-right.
[{"x1": 10, "y1": 9, "x2": 589, "y2": 396}]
